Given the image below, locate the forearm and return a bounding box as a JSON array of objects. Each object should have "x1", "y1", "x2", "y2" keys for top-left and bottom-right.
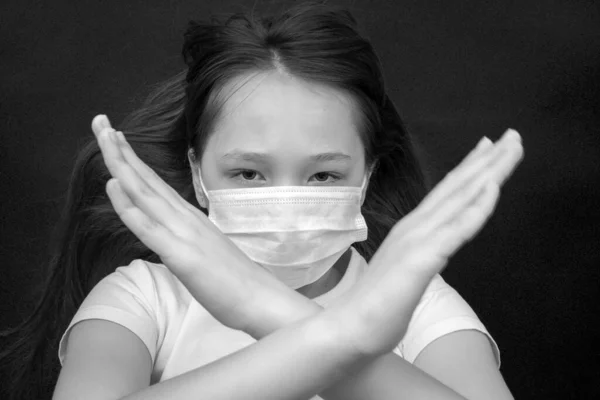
[
  {"x1": 252, "y1": 291, "x2": 469, "y2": 400},
  {"x1": 120, "y1": 311, "x2": 368, "y2": 400}
]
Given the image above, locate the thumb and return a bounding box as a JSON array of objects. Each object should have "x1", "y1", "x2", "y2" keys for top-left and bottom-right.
[{"x1": 91, "y1": 114, "x2": 112, "y2": 134}]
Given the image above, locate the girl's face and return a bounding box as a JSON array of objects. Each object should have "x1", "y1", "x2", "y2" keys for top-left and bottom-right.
[{"x1": 190, "y1": 71, "x2": 368, "y2": 202}]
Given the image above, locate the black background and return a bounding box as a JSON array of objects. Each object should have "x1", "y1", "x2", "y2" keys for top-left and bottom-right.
[{"x1": 1, "y1": 0, "x2": 599, "y2": 398}]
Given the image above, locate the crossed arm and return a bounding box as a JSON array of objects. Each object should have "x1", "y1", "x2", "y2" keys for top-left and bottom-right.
[
  {"x1": 245, "y1": 281, "x2": 514, "y2": 400},
  {"x1": 90, "y1": 116, "x2": 517, "y2": 400},
  {"x1": 114, "y1": 278, "x2": 512, "y2": 400}
]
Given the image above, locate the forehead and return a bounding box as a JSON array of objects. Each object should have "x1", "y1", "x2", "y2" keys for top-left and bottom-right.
[{"x1": 206, "y1": 71, "x2": 363, "y2": 158}]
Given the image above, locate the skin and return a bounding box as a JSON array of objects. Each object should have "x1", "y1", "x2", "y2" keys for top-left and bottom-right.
[
  {"x1": 189, "y1": 71, "x2": 370, "y2": 299},
  {"x1": 86, "y1": 71, "x2": 523, "y2": 399},
  {"x1": 93, "y1": 109, "x2": 523, "y2": 347}
]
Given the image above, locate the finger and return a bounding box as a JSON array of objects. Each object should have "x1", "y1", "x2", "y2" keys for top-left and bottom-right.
[
  {"x1": 453, "y1": 181, "x2": 500, "y2": 242},
  {"x1": 488, "y1": 138, "x2": 524, "y2": 187},
  {"x1": 92, "y1": 121, "x2": 181, "y2": 211},
  {"x1": 416, "y1": 158, "x2": 497, "y2": 235},
  {"x1": 417, "y1": 136, "x2": 521, "y2": 236},
  {"x1": 91, "y1": 115, "x2": 205, "y2": 219},
  {"x1": 424, "y1": 129, "x2": 515, "y2": 208},
  {"x1": 462, "y1": 136, "x2": 494, "y2": 165},
  {"x1": 113, "y1": 130, "x2": 201, "y2": 216},
  {"x1": 94, "y1": 123, "x2": 192, "y2": 214},
  {"x1": 92, "y1": 114, "x2": 113, "y2": 135},
  {"x1": 430, "y1": 181, "x2": 500, "y2": 261},
  {"x1": 96, "y1": 129, "x2": 182, "y2": 230},
  {"x1": 419, "y1": 129, "x2": 520, "y2": 216},
  {"x1": 106, "y1": 178, "x2": 181, "y2": 258},
  {"x1": 95, "y1": 127, "x2": 122, "y2": 176}
]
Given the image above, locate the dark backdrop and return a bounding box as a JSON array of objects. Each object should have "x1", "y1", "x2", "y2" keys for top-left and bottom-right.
[{"x1": 1, "y1": 0, "x2": 599, "y2": 398}]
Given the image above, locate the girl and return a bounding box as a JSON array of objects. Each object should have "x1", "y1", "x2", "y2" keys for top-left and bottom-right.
[{"x1": 1, "y1": 2, "x2": 522, "y2": 399}]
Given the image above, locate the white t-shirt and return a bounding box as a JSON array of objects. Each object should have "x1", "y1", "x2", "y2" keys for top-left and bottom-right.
[{"x1": 58, "y1": 247, "x2": 501, "y2": 396}]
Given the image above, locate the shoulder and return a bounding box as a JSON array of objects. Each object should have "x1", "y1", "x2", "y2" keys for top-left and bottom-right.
[
  {"x1": 58, "y1": 259, "x2": 193, "y2": 367},
  {"x1": 399, "y1": 274, "x2": 501, "y2": 367},
  {"x1": 110, "y1": 259, "x2": 193, "y2": 305},
  {"x1": 112, "y1": 258, "x2": 174, "y2": 288}
]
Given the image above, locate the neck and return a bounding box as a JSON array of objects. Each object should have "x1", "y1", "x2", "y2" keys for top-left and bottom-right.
[{"x1": 296, "y1": 248, "x2": 352, "y2": 299}]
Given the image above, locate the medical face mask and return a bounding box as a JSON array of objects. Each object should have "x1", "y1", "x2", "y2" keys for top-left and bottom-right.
[{"x1": 197, "y1": 170, "x2": 369, "y2": 290}]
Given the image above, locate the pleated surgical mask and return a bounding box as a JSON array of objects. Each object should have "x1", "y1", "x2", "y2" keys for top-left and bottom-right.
[{"x1": 197, "y1": 171, "x2": 369, "y2": 289}]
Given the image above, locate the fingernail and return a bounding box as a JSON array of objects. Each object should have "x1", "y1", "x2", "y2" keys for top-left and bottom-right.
[
  {"x1": 507, "y1": 128, "x2": 521, "y2": 141},
  {"x1": 476, "y1": 136, "x2": 492, "y2": 150},
  {"x1": 502, "y1": 128, "x2": 521, "y2": 142},
  {"x1": 107, "y1": 129, "x2": 117, "y2": 141},
  {"x1": 100, "y1": 115, "x2": 111, "y2": 130}
]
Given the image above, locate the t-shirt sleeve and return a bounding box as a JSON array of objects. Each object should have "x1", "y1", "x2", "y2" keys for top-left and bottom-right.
[
  {"x1": 57, "y1": 259, "x2": 159, "y2": 367},
  {"x1": 396, "y1": 274, "x2": 502, "y2": 368}
]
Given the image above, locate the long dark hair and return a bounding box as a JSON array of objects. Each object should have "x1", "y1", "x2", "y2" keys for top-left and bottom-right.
[{"x1": 0, "y1": 2, "x2": 433, "y2": 399}]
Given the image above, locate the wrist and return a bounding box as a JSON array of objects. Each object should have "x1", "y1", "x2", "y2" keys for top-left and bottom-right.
[
  {"x1": 313, "y1": 300, "x2": 375, "y2": 359},
  {"x1": 244, "y1": 280, "x2": 323, "y2": 339},
  {"x1": 301, "y1": 309, "x2": 372, "y2": 380},
  {"x1": 324, "y1": 293, "x2": 405, "y2": 359}
]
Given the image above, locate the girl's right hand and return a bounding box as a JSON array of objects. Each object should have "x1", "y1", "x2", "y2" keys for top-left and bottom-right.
[{"x1": 332, "y1": 129, "x2": 524, "y2": 357}]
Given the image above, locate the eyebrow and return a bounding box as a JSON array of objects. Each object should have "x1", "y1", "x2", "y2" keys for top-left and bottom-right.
[{"x1": 220, "y1": 151, "x2": 352, "y2": 163}]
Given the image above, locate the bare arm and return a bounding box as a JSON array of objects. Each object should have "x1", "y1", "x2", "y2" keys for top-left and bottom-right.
[
  {"x1": 92, "y1": 120, "x2": 519, "y2": 400},
  {"x1": 119, "y1": 310, "x2": 369, "y2": 400},
  {"x1": 116, "y1": 300, "x2": 466, "y2": 400},
  {"x1": 249, "y1": 291, "x2": 471, "y2": 400}
]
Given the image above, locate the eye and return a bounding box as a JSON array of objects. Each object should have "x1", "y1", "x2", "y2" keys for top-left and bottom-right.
[
  {"x1": 310, "y1": 172, "x2": 341, "y2": 184},
  {"x1": 241, "y1": 170, "x2": 257, "y2": 180},
  {"x1": 231, "y1": 169, "x2": 264, "y2": 184}
]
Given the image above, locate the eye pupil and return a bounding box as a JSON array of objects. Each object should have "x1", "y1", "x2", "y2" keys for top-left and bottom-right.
[
  {"x1": 242, "y1": 171, "x2": 256, "y2": 180},
  {"x1": 315, "y1": 173, "x2": 328, "y2": 181}
]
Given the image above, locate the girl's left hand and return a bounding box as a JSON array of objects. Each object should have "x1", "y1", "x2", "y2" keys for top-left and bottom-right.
[{"x1": 91, "y1": 115, "x2": 312, "y2": 337}]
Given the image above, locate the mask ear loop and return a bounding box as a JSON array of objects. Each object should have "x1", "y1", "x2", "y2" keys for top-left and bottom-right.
[
  {"x1": 360, "y1": 161, "x2": 377, "y2": 206},
  {"x1": 198, "y1": 170, "x2": 210, "y2": 209},
  {"x1": 189, "y1": 148, "x2": 209, "y2": 209}
]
